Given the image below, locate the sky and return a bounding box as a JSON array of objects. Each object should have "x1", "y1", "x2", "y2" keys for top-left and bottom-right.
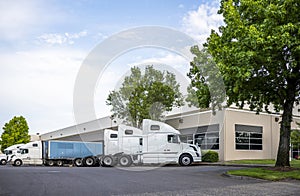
[{"x1": 0, "y1": 0, "x2": 223, "y2": 135}]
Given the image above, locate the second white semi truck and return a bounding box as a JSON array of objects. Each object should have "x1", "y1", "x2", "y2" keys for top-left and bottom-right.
[{"x1": 101, "y1": 119, "x2": 202, "y2": 167}]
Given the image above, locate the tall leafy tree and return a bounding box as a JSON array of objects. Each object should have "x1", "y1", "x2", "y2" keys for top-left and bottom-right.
[
  {"x1": 189, "y1": 0, "x2": 299, "y2": 167},
  {"x1": 1, "y1": 116, "x2": 30, "y2": 152},
  {"x1": 107, "y1": 65, "x2": 183, "y2": 128}
]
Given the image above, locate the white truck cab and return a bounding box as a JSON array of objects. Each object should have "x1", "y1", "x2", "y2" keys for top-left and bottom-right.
[
  {"x1": 0, "y1": 144, "x2": 24, "y2": 165},
  {"x1": 11, "y1": 141, "x2": 43, "y2": 166}
]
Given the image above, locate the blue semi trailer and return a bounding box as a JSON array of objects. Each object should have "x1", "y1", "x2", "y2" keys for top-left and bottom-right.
[{"x1": 11, "y1": 140, "x2": 103, "y2": 167}]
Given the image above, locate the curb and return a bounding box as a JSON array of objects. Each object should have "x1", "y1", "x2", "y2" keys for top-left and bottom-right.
[
  {"x1": 196, "y1": 162, "x2": 273, "y2": 168},
  {"x1": 221, "y1": 172, "x2": 268, "y2": 181}
]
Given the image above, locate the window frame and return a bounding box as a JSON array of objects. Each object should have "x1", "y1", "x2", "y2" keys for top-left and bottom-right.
[{"x1": 235, "y1": 124, "x2": 263, "y2": 151}]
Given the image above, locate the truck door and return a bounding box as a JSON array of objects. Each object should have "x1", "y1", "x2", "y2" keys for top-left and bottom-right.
[
  {"x1": 159, "y1": 134, "x2": 181, "y2": 163},
  {"x1": 20, "y1": 149, "x2": 30, "y2": 164}
]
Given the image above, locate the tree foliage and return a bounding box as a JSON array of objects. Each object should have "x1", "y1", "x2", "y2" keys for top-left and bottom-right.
[
  {"x1": 189, "y1": 0, "x2": 299, "y2": 167},
  {"x1": 186, "y1": 46, "x2": 226, "y2": 111},
  {"x1": 107, "y1": 65, "x2": 183, "y2": 127},
  {"x1": 1, "y1": 116, "x2": 30, "y2": 152}
]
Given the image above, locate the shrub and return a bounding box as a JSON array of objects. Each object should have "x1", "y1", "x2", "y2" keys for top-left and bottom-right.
[{"x1": 202, "y1": 150, "x2": 219, "y2": 162}]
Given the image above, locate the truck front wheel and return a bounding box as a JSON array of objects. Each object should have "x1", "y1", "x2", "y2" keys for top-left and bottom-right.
[
  {"x1": 13, "y1": 159, "x2": 22, "y2": 167},
  {"x1": 118, "y1": 155, "x2": 132, "y2": 167},
  {"x1": 179, "y1": 154, "x2": 193, "y2": 166},
  {"x1": 102, "y1": 155, "x2": 115, "y2": 167},
  {"x1": 0, "y1": 159, "x2": 7, "y2": 165}
]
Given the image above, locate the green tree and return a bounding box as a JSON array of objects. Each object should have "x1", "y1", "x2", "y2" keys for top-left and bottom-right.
[
  {"x1": 107, "y1": 65, "x2": 183, "y2": 127},
  {"x1": 187, "y1": 47, "x2": 226, "y2": 111},
  {"x1": 1, "y1": 116, "x2": 30, "y2": 151},
  {"x1": 189, "y1": 0, "x2": 299, "y2": 167}
]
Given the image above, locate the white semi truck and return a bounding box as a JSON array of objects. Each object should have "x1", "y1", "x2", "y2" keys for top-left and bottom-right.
[
  {"x1": 101, "y1": 119, "x2": 202, "y2": 167},
  {"x1": 0, "y1": 144, "x2": 24, "y2": 165}
]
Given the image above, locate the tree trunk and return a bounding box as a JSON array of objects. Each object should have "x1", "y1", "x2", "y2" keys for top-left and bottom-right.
[{"x1": 275, "y1": 88, "x2": 295, "y2": 167}]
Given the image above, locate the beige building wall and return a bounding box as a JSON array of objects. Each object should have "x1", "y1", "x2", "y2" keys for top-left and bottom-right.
[
  {"x1": 166, "y1": 108, "x2": 285, "y2": 161},
  {"x1": 224, "y1": 109, "x2": 280, "y2": 161}
]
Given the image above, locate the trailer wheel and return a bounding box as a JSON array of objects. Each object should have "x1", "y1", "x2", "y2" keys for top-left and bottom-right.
[
  {"x1": 74, "y1": 158, "x2": 83, "y2": 167},
  {"x1": 57, "y1": 160, "x2": 64, "y2": 167},
  {"x1": 118, "y1": 155, "x2": 132, "y2": 167},
  {"x1": 13, "y1": 159, "x2": 22, "y2": 167},
  {"x1": 102, "y1": 155, "x2": 115, "y2": 167},
  {"x1": 84, "y1": 157, "x2": 95, "y2": 167},
  {"x1": 47, "y1": 160, "x2": 55, "y2": 166},
  {"x1": 0, "y1": 159, "x2": 7, "y2": 165},
  {"x1": 179, "y1": 154, "x2": 193, "y2": 166}
]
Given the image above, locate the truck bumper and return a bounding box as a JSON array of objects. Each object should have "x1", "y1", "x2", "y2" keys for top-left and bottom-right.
[{"x1": 193, "y1": 156, "x2": 202, "y2": 163}]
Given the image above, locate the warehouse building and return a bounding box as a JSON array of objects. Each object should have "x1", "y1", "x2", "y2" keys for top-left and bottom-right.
[{"x1": 40, "y1": 107, "x2": 300, "y2": 161}]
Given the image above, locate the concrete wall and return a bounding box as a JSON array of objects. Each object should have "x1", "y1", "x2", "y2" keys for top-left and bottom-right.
[
  {"x1": 224, "y1": 109, "x2": 280, "y2": 161},
  {"x1": 166, "y1": 108, "x2": 284, "y2": 161}
]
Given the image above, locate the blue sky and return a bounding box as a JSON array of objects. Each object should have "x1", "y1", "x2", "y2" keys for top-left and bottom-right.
[{"x1": 0, "y1": 0, "x2": 223, "y2": 134}]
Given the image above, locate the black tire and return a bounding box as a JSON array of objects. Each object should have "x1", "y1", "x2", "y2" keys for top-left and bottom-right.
[
  {"x1": 57, "y1": 160, "x2": 64, "y2": 167},
  {"x1": 118, "y1": 155, "x2": 132, "y2": 167},
  {"x1": 102, "y1": 155, "x2": 115, "y2": 167},
  {"x1": 0, "y1": 159, "x2": 7, "y2": 165},
  {"x1": 74, "y1": 158, "x2": 83, "y2": 167},
  {"x1": 179, "y1": 154, "x2": 193, "y2": 166},
  {"x1": 84, "y1": 157, "x2": 95, "y2": 167},
  {"x1": 13, "y1": 159, "x2": 22, "y2": 167},
  {"x1": 47, "y1": 160, "x2": 55, "y2": 166}
]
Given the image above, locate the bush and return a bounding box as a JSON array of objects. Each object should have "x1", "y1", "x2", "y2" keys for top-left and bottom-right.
[{"x1": 202, "y1": 150, "x2": 219, "y2": 162}]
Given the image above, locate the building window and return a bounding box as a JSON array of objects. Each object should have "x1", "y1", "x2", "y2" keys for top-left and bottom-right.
[
  {"x1": 194, "y1": 124, "x2": 219, "y2": 150},
  {"x1": 235, "y1": 124, "x2": 263, "y2": 150}
]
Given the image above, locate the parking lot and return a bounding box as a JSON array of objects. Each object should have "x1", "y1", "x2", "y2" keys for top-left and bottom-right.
[{"x1": 0, "y1": 165, "x2": 299, "y2": 196}]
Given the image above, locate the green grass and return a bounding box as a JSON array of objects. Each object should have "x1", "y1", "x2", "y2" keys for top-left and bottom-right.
[
  {"x1": 291, "y1": 159, "x2": 300, "y2": 168},
  {"x1": 227, "y1": 160, "x2": 300, "y2": 181},
  {"x1": 226, "y1": 159, "x2": 276, "y2": 165}
]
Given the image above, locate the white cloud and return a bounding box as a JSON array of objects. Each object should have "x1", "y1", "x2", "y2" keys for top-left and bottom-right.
[
  {"x1": 182, "y1": 2, "x2": 224, "y2": 44},
  {"x1": 0, "y1": 1, "x2": 36, "y2": 39},
  {"x1": 0, "y1": 48, "x2": 87, "y2": 133},
  {"x1": 38, "y1": 30, "x2": 88, "y2": 45}
]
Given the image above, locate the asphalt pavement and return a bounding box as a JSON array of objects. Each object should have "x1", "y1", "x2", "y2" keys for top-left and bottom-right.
[{"x1": 0, "y1": 165, "x2": 299, "y2": 196}]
